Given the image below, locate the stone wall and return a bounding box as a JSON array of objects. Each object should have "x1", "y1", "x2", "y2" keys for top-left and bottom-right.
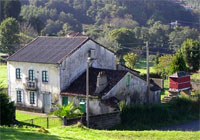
[
  {"x1": 63, "y1": 112, "x2": 121, "y2": 129},
  {"x1": 151, "y1": 78, "x2": 164, "y2": 89}
]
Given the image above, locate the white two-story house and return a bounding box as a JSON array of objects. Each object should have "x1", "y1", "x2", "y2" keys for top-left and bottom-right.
[{"x1": 7, "y1": 36, "x2": 160, "y2": 114}]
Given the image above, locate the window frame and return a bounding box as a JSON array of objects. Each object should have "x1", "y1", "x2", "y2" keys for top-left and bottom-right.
[
  {"x1": 42, "y1": 70, "x2": 48, "y2": 83},
  {"x1": 16, "y1": 68, "x2": 21, "y2": 79},
  {"x1": 30, "y1": 92, "x2": 35, "y2": 104},
  {"x1": 16, "y1": 90, "x2": 22, "y2": 103},
  {"x1": 28, "y1": 69, "x2": 34, "y2": 81}
]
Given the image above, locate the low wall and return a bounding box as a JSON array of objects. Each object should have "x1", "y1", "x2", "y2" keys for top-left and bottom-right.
[
  {"x1": 151, "y1": 78, "x2": 164, "y2": 89},
  {"x1": 191, "y1": 82, "x2": 200, "y2": 91},
  {"x1": 63, "y1": 112, "x2": 121, "y2": 129}
]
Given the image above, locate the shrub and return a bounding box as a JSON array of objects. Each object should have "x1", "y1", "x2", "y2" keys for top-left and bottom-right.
[
  {"x1": 118, "y1": 96, "x2": 200, "y2": 130},
  {"x1": 0, "y1": 93, "x2": 15, "y2": 125}
]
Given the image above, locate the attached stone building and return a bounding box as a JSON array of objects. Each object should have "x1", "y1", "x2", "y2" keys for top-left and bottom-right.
[{"x1": 7, "y1": 36, "x2": 160, "y2": 114}]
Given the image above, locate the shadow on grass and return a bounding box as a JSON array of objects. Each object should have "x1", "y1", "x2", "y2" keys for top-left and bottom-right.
[{"x1": 0, "y1": 127, "x2": 60, "y2": 140}]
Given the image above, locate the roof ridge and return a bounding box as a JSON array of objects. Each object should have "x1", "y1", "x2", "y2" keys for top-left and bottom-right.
[{"x1": 37, "y1": 36, "x2": 88, "y2": 39}]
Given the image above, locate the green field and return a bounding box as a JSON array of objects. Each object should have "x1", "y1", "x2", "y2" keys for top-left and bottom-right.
[
  {"x1": 134, "y1": 58, "x2": 156, "y2": 74},
  {"x1": 0, "y1": 125, "x2": 200, "y2": 140},
  {"x1": 16, "y1": 111, "x2": 62, "y2": 128},
  {"x1": 0, "y1": 64, "x2": 7, "y2": 88}
]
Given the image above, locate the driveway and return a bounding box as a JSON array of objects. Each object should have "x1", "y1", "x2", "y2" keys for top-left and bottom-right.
[{"x1": 158, "y1": 120, "x2": 200, "y2": 131}]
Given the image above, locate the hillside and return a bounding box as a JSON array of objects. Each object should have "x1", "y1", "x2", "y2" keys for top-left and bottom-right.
[{"x1": 1, "y1": 0, "x2": 199, "y2": 56}]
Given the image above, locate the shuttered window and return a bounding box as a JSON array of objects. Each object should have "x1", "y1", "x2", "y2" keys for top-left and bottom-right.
[
  {"x1": 42, "y1": 71, "x2": 48, "y2": 82},
  {"x1": 29, "y1": 70, "x2": 34, "y2": 81},
  {"x1": 30, "y1": 92, "x2": 35, "y2": 104},
  {"x1": 17, "y1": 90, "x2": 22, "y2": 103},
  {"x1": 16, "y1": 68, "x2": 21, "y2": 79}
]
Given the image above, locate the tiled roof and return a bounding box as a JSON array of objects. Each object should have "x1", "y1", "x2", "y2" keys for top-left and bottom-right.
[
  {"x1": 7, "y1": 36, "x2": 89, "y2": 64},
  {"x1": 169, "y1": 71, "x2": 189, "y2": 78},
  {"x1": 61, "y1": 68, "x2": 128, "y2": 96}
]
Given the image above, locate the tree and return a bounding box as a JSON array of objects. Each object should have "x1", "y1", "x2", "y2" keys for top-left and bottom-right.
[
  {"x1": 0, "y1": 0, "x2": 5, "y2": 23},
  {"x1": 155, "y1": 54, "x2": 173, "y2": 78},
  {"x1": 0, "y1": 18, "x2": 20, "y2": 55},
  {"x1": 169, "y1": 53, "x2": 188, "y2": 74},
  {"x1": 4, "y1": 0, "x2": 21, "y2": 19},
  {"x1": 123, "y1": 53, "x2": 138, "y2": 69},
  {"x1": 181, "y1": 39, "x2": 200, "y2": 72},
  {"x1": 0, "y1": 82, "x2": 15, "y2": 125},
  {"x1": 48, "y1": 102, "x2": 83, "y2": 119}
]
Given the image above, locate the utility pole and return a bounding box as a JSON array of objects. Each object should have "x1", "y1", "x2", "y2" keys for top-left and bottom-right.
[
  {"x1": 146, "y1": 41, "x2": 150, "y2": 104},
  {"x1": 86, "y1": 57, "x2": 90, "y2": 128}
]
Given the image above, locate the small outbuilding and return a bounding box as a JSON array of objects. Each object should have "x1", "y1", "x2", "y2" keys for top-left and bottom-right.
[{"x1": 169, "y1": 71, "x2": 191, "y2": 95}]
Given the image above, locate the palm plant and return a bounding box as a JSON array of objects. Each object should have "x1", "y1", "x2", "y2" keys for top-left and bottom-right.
[{"x1": 49, "y1": 102, "x2": 83, "y2": 119}]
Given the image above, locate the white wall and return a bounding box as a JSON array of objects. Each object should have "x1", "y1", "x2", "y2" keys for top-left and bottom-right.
[
  {"x1": 7, "y1": 61, "x2": 60, "y2": 110},
  {"x1": 59, "y1": 39, "x2": 116, "y2": 91},
  {"x1": 66, "y1": 95, "x2": 116, "y2": 115},
  {"x1": 102, "y1": 72, "x2": 160, "y2": 104}
]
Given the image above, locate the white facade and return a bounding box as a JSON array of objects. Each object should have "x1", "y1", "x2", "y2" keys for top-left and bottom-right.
[{"x1": 7, "y1": 39, "x2": 116, "y2": 113}]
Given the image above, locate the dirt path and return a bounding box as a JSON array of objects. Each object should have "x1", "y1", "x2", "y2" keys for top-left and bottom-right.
[{"x1": 158, "y1": 120, "x2": 200, "y2": 131}]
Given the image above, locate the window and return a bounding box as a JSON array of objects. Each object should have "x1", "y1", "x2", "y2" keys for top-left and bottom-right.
[
  {"x1": 17, "y1": 90, "x2": 22, "y2": 103},
  {"x1": 79, "y1": 98, "x2": 86, "y2": 113},
  {"x1": 28, "y1": 70, "x2": 34, "y2": 81},
  {"x1": 16, "y1": 68, "x2": 21, "y2": 79},
  {"x1": 126, "y1": 75, "x2": 130, "y2": 87},
  {"x1": 42, "y1": 71, "x2": 48, "y2": 82},
  {"x1": 30, "y1": 92, "x2": 35, "y2": 104}
]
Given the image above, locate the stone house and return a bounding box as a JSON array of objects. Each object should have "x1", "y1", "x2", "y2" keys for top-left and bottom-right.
[{"x1": 7, "y1": 36, "x2": 160, "y2": 114}]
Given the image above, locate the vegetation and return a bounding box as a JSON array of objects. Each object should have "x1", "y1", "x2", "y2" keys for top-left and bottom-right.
[
  {"x1": 0, "y1": 64, "x2": 7, "y2": 88},
  {"x1": 48, "y1": 102, "x2": 83, "y2": 119},
  {"x1": 0, "y1": 18, "x2": 20, "y2": 55},
  {"x1": 0, "y1": 0, "x2": 199, "y2": 56},
  {"x1": 169, "y1": 53, "x2": 188, "y2": 74},
  {"x1": 1, "y1": 125, "x2": 200, "y2": 140},
  {"x1": 117, "y1": 96, "x2": 200, "y2": 130},
  {"x1": 154, "y1": 55, "x2": 173, "y2": 78},
  {"x1": 123, "y1": 53, "x2": 138, "y2": 69},
  {"x1": 181, "y1": 39, "x2": 200, "y2": 72},
  {"x1": 0, "y1": 88, "x2": 15, "y2": 125}
]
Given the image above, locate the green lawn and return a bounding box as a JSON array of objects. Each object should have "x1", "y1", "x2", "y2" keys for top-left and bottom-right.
[
  {"x1": 16, "y1": 111, "x2": 62, "y2": 128},
  {"x1": 0, "y1": 64, "x2": 7, "y2": 88},
  {"x1": 134, "y1": 58, "x2": 156, "y2": 74},
  {"x1": 0, "y1": 126, "x2": 200, "y2": 140},
  {"x1": 16, "y1": 111, "x2": 42, "y2": 121}
]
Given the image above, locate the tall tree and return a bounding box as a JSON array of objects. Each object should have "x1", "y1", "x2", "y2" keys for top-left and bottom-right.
[
  {"x1": 169, "y1": 53, "x2": 188, "y2": 74},
  {"x1": 4, "y1": 0, "x2": 21, "y2": 19},
  {"x1": 0, "y1": 18, "x2": 20, "y2": 55},
  {"x1": 181, "y1": 39, "x2": 200, "y2": 72}
]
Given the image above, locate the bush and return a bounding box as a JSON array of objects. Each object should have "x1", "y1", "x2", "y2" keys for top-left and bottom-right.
[
  {"x1": 117, "y1": 97, "x2": 200, "y2": 130},
  {"x1": 0, "y1": 93, "x2": 15, "y2": 125}
]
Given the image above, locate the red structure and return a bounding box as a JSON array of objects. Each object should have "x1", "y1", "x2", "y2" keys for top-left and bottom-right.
[{"x1": 169, "y1": 72, "x2": 191, "y2": 93}]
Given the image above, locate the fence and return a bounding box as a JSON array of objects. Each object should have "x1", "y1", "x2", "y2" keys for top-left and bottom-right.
[{"x1": 22, "y1": 117, "x2": 62, "y2": 128}]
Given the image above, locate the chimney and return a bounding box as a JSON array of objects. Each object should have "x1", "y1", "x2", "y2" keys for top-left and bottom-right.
[{"x1": 95, "y1": 71, "x2": 108, "y2": 94}]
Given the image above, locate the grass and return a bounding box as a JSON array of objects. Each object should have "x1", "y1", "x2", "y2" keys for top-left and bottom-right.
[
  {"x1": 16, "y1": 111, "x2": 62, "y2": 128},
  {"x1": 0, "y1": 64, "x2": 7, "y2": 88},
  {"x1": 135, "y1": 58, "x2": 156, "y2": 74},
  {"x1": 16, "y1": 111, "x2": 42, "y2": 121},
  {"x1": 0, "y1": 125, "x2": 200, "y2": 140}
]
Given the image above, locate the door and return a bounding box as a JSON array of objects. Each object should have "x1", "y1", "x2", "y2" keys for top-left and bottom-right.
[
  {"x1": 43, "y1": 93, "x2": 51, "y2": 113},
  {"x1": 62, "y1": 96, "x2": 68, "y2": 106}
]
